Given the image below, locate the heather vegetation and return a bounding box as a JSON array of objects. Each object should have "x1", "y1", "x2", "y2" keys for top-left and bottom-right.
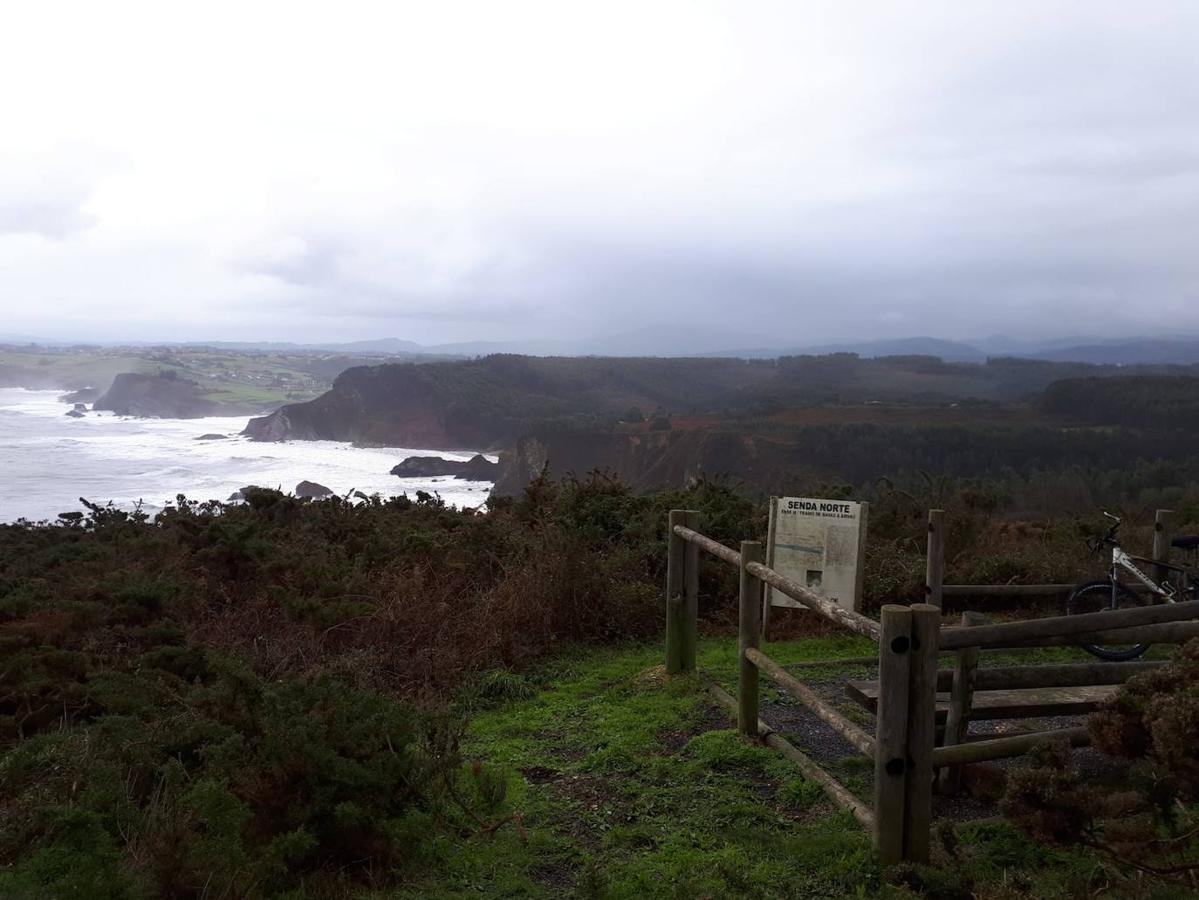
[
  {"x1": 0, "y1": 477, "x2": 758, "y2": 897},
  {"x1": 3, "y1": 471, "x2": 1199, "y2": 896},
  {"x1": 1003, "y1": 639, "x2": 1199, "y2": 893}
]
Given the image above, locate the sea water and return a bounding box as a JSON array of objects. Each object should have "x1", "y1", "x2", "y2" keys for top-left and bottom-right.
[{"x1": 0, "y1": 389, "x2": 495, "y2": 523}]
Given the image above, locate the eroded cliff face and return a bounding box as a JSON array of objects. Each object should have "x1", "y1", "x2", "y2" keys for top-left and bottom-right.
[
  {"x1": 243, "y1": 365, "x2": 480, "y2": 447},
  {"x1": 490, "y1": 429, "x2": 788, "y2": 497}
]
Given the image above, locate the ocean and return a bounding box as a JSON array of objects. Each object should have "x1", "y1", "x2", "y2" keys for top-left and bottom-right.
[{"x1": 0, "y1": 389, "x2": 495, "y2": 523}]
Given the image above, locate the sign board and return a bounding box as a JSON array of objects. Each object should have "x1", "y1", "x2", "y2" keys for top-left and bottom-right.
[{"x1": 765, "y1": 497, "x2": 868, "y2": 614}]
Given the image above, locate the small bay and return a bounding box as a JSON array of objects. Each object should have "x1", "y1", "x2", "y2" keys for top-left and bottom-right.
[{"x1": 0, "y1": 389, "x2": 493, "y2": 522}]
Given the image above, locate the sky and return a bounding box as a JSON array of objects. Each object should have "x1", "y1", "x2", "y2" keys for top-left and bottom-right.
[{"x1": 2, "y1": 1, "x2": 1198, "y2": 349}]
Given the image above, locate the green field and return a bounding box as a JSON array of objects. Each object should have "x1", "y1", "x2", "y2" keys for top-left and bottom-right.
[{"x1": 0, "y1": 346, "x2": 368, "y2": 410}]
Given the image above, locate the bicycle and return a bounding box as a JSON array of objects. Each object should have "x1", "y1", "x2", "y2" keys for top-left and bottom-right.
[{"x1": 1065, "y1": 512, "x2": 1199, "y2": 660}]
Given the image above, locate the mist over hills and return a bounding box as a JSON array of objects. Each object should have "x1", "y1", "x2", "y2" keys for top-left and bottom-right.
[{"x1": 7, "y1": 331, "x2": 1199, "y2": 366}]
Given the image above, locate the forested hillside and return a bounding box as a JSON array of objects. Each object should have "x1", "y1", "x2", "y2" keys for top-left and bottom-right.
[
  {"x1": 1040, "y1": 374, "x2": 1199, "y2": 427},
  {"x1": 242, "y1": 355, "x2": 1199, "y2": 513},
  {"x1": 244, "y1": 351, "x2": 1187, "y2": 446}
]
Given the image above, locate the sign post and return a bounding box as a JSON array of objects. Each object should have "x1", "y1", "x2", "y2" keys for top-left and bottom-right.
[{"x1": 762, "y1": 496, "x2": 868, "y2": 636}]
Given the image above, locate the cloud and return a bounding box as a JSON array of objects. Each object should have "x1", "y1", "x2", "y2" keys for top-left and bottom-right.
[
  {"x1": 0, "y1": 197, "x2": 93, "y2": 239},
  {"x1": 1, "y1": 1, "x2": 1198, "y2": 345}
]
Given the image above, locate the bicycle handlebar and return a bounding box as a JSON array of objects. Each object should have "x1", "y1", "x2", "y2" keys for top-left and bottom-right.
[{"x1": 1088, "y1": 511, "x2": 1122, "y2": 556}]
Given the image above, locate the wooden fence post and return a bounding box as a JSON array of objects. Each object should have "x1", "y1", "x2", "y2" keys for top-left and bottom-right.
[
  {"x1": 665, "y1": 509, "x2": 701, "y2": 674},
  {"x1": 1153, "y1": 509, "x2": 1175, "y2": 589},
  {"x1": 738, "y1": 541, "x2": 765, "y2": 736},
  {"x1": 681, "y1": 510, "x2": 700, "y2": 672},
  {"x1": 925, "y1": 510, "x2": 945, "y2": 610},
  {"x1": 666, "y1": 510, "x2": 684, "y2": 672},
  {"x1": 938, "y1": 610, "x2": 984, "y2": 795},
  {"x1": 874, "y1": 604, "x2": 913, "y2": 867},
  {"x1": 904, "y1": 603, "x2": 940, "y2": 864}
]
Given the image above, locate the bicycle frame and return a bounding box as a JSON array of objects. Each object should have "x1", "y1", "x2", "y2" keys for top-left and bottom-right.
[{"x1": 1110, "y1": 546, "x2": 1176, "y2": 602}]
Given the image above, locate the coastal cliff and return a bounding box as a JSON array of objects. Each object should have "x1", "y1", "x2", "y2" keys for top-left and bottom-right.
[
  {"x1": 240, "y1": 353, "x2": 1186, "y2": 498},
  {"x1": 94, "y1": 372, "x2": 223, "y2": 418},
  {"x1": 490, "y1": 430, "x2": 777, "y2": 496},
  {"x1": 243, "y1": 363, "x2": 492, "y2": 446},
  {"x1": 242, "y1": 355, "x2": 771, "y2": 447}
]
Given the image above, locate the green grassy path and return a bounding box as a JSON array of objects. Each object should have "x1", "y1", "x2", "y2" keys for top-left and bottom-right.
[{"x1": 391, "y1": 637, "x2": 1108, "y2": 899}]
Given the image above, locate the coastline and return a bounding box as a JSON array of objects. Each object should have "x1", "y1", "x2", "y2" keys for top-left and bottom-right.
[{"x1": 0, "y1": 389, "x2": 495, "y2": 523}]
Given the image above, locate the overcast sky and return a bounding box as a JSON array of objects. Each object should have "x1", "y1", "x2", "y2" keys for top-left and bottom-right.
[{"x1": 2, "y1": 1, "x2": 1197, "y2": 348}]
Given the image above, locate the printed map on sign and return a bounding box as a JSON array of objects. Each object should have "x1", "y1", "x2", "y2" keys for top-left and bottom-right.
[{"x1": 766, "y1": 497, "x2": 867, "y2": 613}]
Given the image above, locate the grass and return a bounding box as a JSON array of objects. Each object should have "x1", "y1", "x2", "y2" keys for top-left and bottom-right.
[
  {"x1": 0, "y1": 347, "x2": 335, "y2": 409},
  {"x1": 389, "y1": 636, "x2": 1112, "y2": 899}
]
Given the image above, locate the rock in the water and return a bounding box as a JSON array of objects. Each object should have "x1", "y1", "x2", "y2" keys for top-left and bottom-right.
[
  {"x1": 458, "y1": 453, "x2": 500, "y2": 481},
  {"x1": 73, "y1": 403, "x2": 88, "y2": 411},
  {"x1": 64, "y1": 409, "x2": 86, "y2": 418},
  {"x1": 390, "y1": 453, "x2": 499, "y2": 480},
  {"x1": 195, "y1": 433, "x2": 227, "y2": 441},
  {"x1": 295, "y1": 480, "x2": 334, "y2": 498},
  {"x1": 227, "y1": 485, "x2": 260, "y2": 501}
]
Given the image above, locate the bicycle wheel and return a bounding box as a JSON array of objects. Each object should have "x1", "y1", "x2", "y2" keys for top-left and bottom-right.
[{"x1": 1064, "y1": 579, "x2": 1148, "y2": 661}]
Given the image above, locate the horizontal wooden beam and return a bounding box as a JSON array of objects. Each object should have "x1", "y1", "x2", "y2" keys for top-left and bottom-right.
[
  {"x1": 746, "y1": 561, "x2": 882, "y2": 642},
  {"x1": 847, "y1": 679, "x2": 1115, "y2": 721},
  {"x1": 931, "y1": 726, "x2": 1090, "y2": 767},
  {"x1": 672, "y1": 525, "x2": 740, "y2": 567},
  {"x1": 673, "y1": 524, "x2": 882, "y2": 641},
  {"x1": 745, "y1": 647, "x2": 875, "y2": 757},
  {"x1": 943, "y1": 583, "x2": 1073, "y2": 596},
  {"x1": 1000, "y1": 620, "x2": 1199, "y2": 649},
  {"x1": 972, "y1": 660, "x2": 1165, "y2": 690},
  {"x1": 708, "y1": 682, "x2": 873, "y2": 829},
  {"x1": 939, "y1": 598, "x2": 1199, "y2": 650},
  {"x1": 942, "y1": 583, "x2": 1155, "y2": 597}
]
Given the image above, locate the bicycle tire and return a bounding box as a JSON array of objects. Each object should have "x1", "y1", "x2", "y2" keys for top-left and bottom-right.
[{"x1": 1064, "y1": 579, "x2": 1149, "y2": 661}]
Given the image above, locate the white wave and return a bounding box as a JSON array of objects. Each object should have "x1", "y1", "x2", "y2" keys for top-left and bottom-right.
[{"x1": 0, "y1": 389, "x2": 496, "y2": 523}]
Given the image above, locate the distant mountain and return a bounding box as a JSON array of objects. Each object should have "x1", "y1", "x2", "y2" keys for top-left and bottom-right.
[
  {"x1": 11, "y1": 331, "x2": 1199, "y2": 366},
  {"x1": 1021, "y1": 338, "x2": 1199, "y2": 366},
  {"x1": 794, "y1": 337, "x2": 986, "y2": 361},
  {"x1": 705, "y1": 336, "x2": 987, "y2": 361},
  {"x1": 423, "y1": 339, "x2": 579, "y2": 356}
]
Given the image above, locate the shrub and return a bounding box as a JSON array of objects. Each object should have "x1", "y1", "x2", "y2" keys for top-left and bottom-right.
[
  {"x1": 0, "y1": 653, "x2": 467, "y2": 898},
  {"x1": 1002, "y1": 639, "x2": 1199, "y2": 888}
]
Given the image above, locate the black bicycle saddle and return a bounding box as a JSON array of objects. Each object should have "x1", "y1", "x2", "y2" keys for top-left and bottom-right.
[{"x1": 1172, "y1": 535, "x2": 1199, "y2": 551}]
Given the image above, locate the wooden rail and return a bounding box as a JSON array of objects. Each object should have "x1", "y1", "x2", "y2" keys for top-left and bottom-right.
[
  {"x1": 746, "y1": 561, "x2": 882, "y2": 641},
  {"x1": 709, "y1": 683, "x2": 874, "y2": 827},
  {"x1": 939, "y1": 597, "x2": 1199, "y2": 650},
  {"x1": 933, "y1": 508, "x2": 1175, "y2": 601},
  {"x1": 1000, "y1": 621, "x2": 1199, "y2": 649},
  {"x1": 971, "y1": 659, "x2": 1164, "y2": 690},
  {"x1": 745, "y1": 647, "x2": 875, "y2": 757},
  {"x1": 672, "y1": 524, "x2": 740, "y2": 567},
  {"x1": 931, "y1": 726, "x2": 1090, "y2": 767},
  {"x1": 663, "y1": 507, "x2": 1199, "y2": 870},
  {"x1": 671, "y1": 520, "x2": 881, "y2": 641}
]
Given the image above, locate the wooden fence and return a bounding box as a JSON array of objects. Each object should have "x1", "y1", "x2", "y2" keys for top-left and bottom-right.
[
  {"x1": 663, "y1": 508, "x2": 1199, "y2": 867},
  {"x1": 933, "y1": 508, "x2": 1177, "y2": 603}
]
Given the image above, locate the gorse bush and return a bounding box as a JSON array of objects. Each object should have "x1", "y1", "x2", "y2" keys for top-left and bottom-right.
[
  {"x1": 1003, "y1": 639, "x2": 1199, "y2": 890},
  {"x1": 0, "y1": 660, "x2": 464, "y2": 898},
  {"x1": 0, "y1": 474, "x2": 761, "y2": 895}
]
